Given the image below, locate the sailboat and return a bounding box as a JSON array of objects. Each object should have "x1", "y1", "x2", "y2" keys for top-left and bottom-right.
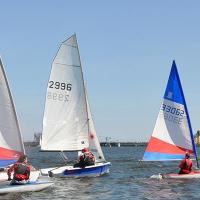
[
  {"x1": 0, "y1": 57, "x2": 40, "y2": 182},
  {"x1": 143, "y1": 60, "x2": 200, "y2": 179},
  {"x1": 40, "y1": 34, "x2": 110, "y2": 177}
]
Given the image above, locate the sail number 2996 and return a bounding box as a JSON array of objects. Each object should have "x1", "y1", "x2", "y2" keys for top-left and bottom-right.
[{"x1": 49, "y1": 81, "x2": 72, "y2": 91}]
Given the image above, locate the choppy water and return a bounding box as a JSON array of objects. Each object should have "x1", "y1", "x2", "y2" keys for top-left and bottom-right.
[{"x1": 1, "y1": 146, "x2": 200, "y2": 200}]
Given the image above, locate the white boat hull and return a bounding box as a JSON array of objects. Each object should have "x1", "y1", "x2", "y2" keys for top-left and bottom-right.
[
  {"x1": 162, "y1": 171, "x2": 200, "y2": 179},
  {"x1": 0, "y1": 170, "x2": 40, "y2": 182},
  {"x1": 0, "y1": 180, "x2": 53, "y2": 194},
  {"x1": 41, "y1": 162, "x2": 111, "y2": 178}
]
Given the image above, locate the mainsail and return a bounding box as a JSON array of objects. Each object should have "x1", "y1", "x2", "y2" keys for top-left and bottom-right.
[
  {"x1": 143, "y1": 61, "x2": 197, "y2": 161},
  {"x1": 0, "y1": 58, "x2": 24, "y2": 167},
  {"x1": 41, "y1": 35, "x2": 89, "y2": 151}
]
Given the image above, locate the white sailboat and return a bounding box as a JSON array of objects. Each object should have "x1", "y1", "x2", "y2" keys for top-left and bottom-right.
[
  {"x1": 0, "y1": 57, "x2": 40, "y2": 182},
  {"x1": 40, "y1": 34, "x2": 110, "y2": 177}
]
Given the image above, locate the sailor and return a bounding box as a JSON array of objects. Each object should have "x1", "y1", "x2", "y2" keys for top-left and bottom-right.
[
  {"x1": 82, "y1": 147, "x2": 95, "y2": 166},
  {"x1": 7, "y1": 154, "x2": 31, "y2": 185},
  {"x1": 179, "y1": 152, "x2": 193, "y2": 174},
  {"x1": 74, "y1": 148, "x2": 95, "y2": 168}
]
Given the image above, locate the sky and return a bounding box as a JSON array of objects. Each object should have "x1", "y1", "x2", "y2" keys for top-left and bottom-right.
[{"x1": 0, "y1": 1, "x2": 200, "y2": 142}]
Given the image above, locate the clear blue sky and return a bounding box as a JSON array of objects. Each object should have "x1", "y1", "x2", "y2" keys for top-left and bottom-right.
[{"x1": 0, "y1": 1, "x2": 200, "y2": 142}]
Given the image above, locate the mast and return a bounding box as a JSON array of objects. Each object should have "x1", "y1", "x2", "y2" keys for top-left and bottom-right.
[
  {"x1": 173, "y1": 62, "x2": 199, "y2": 168},
  {"x1": 75, "y1": 34, "x2": 90, "y2": 140}
]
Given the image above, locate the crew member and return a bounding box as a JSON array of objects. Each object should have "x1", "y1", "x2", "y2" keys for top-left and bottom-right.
[
  {"x1": 179, "y1": 152, "x2": 193, "y2": 174},
  {"x1": 74, "y1": 148, "x2": 95, "y2": 168},
  {"x1": 7, "y1": 154, "x2": 31, "y2": 185}
]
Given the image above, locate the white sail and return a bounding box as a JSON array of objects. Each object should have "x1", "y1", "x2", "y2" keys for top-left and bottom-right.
[
  {"x1": 0, "y1": 58, "x2": 24, "y2": 167},
  {"x1": 86, "y1": 95, "x2": 105, "y2": 162},
  {"x1": 41, "y1": 35, "x2": 89, "y2": 151}
]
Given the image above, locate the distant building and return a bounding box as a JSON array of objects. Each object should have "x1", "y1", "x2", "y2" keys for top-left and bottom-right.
[
  {"x1": 34, "y1": 132, "x2": 41, "y2": 144},
  {"x1": 24, "y1": 132, "x2": 41, "y2": 147}
]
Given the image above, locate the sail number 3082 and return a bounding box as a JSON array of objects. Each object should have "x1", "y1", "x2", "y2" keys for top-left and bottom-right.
[{"x1": 49, "y1": 81, "x2": 72, "y2": 91}]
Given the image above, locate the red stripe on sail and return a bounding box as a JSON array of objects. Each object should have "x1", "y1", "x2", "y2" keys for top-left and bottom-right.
[
  {"x1": 0, "y1": 147, "x2": 22, "y2": 160},
  {"x1": 146, "y1": 136, "x2": 194, "y2": 155}
]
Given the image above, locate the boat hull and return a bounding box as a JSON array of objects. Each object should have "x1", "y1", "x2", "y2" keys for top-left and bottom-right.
[
  {"x1": 0, "y1": 180, "x2": 53, "y2": 194},
  {"x1": 162, "y1": 171, "x2": 200, "y2": 179},
  {"x1": 41, "y1": 162, "x2": 111, "y2": 178}
]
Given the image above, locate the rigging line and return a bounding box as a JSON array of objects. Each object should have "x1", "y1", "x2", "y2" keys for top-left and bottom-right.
[
  {"x1": 62, "y1": 43, "x2": 77, "y2": 48},
  {"x1": 75, "y1": 35, "x2": 90, "y2": 137},
  {"x1": 59, "y1": 151, "x2": 68, "y2": 164},
  {"x1": 48, "y1": 155, "x2": 73, "y2": 172},
  {"x1": 53, "y1": 62, "x2": 81, "y2": 68},
  {"x1": 47, "y1": 155, "x2": 80, "y2": 174}
]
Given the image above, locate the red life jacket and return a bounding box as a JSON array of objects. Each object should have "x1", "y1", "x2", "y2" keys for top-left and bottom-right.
[
  {"x1": 88, "y1": 152, "x2": 95, "y2": 161},
  {"x1": 179, "y1": 158, "x2": 192, "y2": 174},
  {"x1": 80, "y1": 151, "x2": 95, "y2": 163},
  {"x1": 14, "y1": 162, "x2": 31, "y2": 181}
]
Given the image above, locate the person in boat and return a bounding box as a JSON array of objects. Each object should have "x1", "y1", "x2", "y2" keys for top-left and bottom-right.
[
  {"x1": 7, "y1": 154, "x2": 32, "y2": 185},
  {"x1": 179, "y1": 152, "x2": 193, "y2": 174},
  {"x1": 74, "y1": 147, "x2": 95, "y2": 168}
]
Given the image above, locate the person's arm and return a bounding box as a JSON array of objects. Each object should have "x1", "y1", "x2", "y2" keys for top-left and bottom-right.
[
  {"x1": 7, "y1": 164, "x2": 15, "y2": 180},
  {"x1": 79, "y1": 153, "x2": 85, "y2": 161},
  {"x1": 91, "y1": 153, "x2": 95, "y2": 162}
]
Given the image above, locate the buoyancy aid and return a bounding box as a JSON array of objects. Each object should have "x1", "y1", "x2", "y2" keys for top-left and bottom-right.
[
  {"x1": 88, "y1": 152, "x2": 95, "y2": 161},
  {"x1": 84, "y1": 152, "x2": 95, "y2": 165},
  {"x1": 179, "y1": 158, "x2": 192, "y2": 174},
  {"x1": 14, "y1": 163, "x2": 30, "y2": 181},
  {"x1": 16, "y1": 163, "x2": 28, "y2": 174}
]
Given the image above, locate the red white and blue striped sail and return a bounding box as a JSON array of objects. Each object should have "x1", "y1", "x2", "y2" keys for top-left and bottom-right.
[
  {"x1": 0, "y1": 58, "x2": 24, "y2": 167},
  {"x1": 143, "y1": 61, "x2": 197, "y2": 161}
]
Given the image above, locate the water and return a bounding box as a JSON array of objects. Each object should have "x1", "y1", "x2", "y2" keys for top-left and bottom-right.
[{"x1": 2, "y1": 146, "x2": 200, "y2": 200}]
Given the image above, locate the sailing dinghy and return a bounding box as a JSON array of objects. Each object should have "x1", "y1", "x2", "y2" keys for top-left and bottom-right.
[
  {"x1": 143, "y1": 61, "x2": 200, "y2": 179},
  {"x1": 0, "y1": 58, "x2": 40, "y2": 182},
  {"x1": 40, "y1": 34, "x2": 110, "y2": 177}
]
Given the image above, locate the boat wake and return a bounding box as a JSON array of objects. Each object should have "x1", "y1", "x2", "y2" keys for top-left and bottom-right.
[{"x1": 150, "y1": 173, "x2": 163, "y2": 179}]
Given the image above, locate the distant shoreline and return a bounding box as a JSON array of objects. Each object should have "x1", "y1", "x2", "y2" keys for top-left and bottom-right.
[{"x1": 24, "y1": 141, "x2": 147, "y2": 147}]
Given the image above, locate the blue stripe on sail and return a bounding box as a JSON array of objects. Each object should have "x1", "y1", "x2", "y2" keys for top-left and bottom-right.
[
  {"x1": 0, "y1": 159, "x2": 17, "y2": 167},
  {"x1": 143, "y1": 152, "x2": 185, "y2": 161},
  {"x1": 164, "y1": 61, "x2": 184, "y2": 105}
]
